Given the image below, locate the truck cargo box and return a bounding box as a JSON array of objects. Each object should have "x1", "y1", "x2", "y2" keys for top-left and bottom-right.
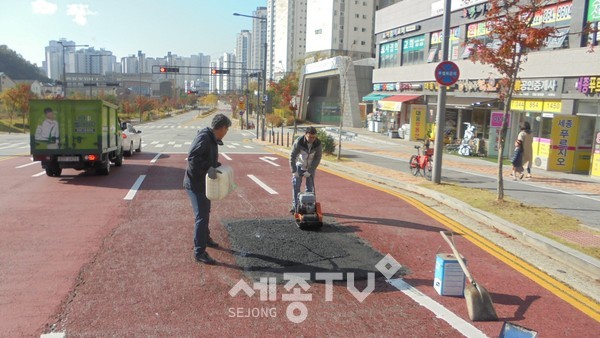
[{"x1": 30, "y1": 99, "x2": 123, "y2": 176}]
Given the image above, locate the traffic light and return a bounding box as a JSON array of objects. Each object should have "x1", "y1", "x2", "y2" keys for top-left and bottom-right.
[
  {"x1": 159, "y1": 67, "x2": 180, "y2": 73},
  {"x1": 211, "y1": 69, "x2": 230, "y2": 75}
]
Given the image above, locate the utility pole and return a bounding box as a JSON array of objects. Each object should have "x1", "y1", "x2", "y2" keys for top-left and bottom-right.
[{"x1": 431, "y1": 0, "x2": 452, "y2": 184}]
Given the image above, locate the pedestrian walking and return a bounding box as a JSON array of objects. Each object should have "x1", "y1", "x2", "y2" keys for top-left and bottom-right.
[
  {"x1": 511, "y1": 139, "x2": 524, "y2": 180},
  {"x1": 183, "y1": 113, "x2": 231, "y2": 265},
  {"x1": 289, "y1": 126, "x2": 322, "y2": 213},
  {"x1": 518, "y1": 121, "x2": 534, "y2": 178}
]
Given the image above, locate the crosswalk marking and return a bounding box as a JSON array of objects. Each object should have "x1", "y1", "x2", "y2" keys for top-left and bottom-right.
[
  {"x1": 0, "y1": 142, "x2": 27, "y2": 150},
  {"x1": 137, "y1": 143, "x2": 255, "y2": 149}
]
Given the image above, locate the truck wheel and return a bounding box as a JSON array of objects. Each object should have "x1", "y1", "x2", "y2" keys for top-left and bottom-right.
[
  {"x1": 45, "y1": 164, "x2": 62, "y2": 177},
  {"x1": 114, "y1": 151, "x2": 123, "y2": 167},
  {"x1": 97, "y1": 160, "x2": 110, "y2": 175}
]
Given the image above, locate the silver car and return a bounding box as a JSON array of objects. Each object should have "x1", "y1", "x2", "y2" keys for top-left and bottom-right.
[{"x1": 121, "y1": 122, "x2": 142, "y2": 156}]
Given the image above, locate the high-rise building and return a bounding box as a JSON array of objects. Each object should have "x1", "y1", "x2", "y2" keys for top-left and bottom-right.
[
  {"x1": 267, "y1": 0, "x2": 307, "y2": 80},
  {"x1": 305, "y1": 0, "x2": 376, "y2": 60},
  {"x1": 236, "y1": 30, "x2": 252, "y2": 91}
]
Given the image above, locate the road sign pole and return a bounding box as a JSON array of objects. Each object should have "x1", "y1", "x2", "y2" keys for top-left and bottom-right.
[{"x1": 432, "y1": 0, "x2": 452, "y2": 184}]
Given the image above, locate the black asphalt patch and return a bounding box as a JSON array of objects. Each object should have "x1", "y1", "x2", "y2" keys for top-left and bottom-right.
[{"x1": 224, "y1": 217, "x2": 406, "y2": 282}]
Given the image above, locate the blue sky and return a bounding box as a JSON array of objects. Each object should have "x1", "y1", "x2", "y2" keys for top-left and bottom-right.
[{"x1": 0, "y1": 0, "x2": 265, "y2": 66}]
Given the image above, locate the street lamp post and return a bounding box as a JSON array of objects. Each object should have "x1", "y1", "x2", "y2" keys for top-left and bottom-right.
[
  {"x1": 233, "y1": 12, "x2": 267, "y2": 141},
  {"x1": 57, "y1": 42, "x2": 89, "y2": 98}
]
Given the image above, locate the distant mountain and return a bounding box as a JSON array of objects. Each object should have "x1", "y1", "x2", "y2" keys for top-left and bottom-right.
[{"x1": 0, "y1": 45, "x2": 51, "y2": 82}]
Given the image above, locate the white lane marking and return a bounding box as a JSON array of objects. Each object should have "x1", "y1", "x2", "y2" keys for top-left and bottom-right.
[
  {"x1": 259, "y1": 156, "x2": 280, "y2": 167},
  {"x1": 184, "y1": 142, "x2": 192, "y2": 145},
  {"x1": 150, "y1": 153, "x2": 161, "y2": 163},
  {"x1": 155, "y1": 144, "x2": 164, "y2": 148},
  {"x1": 221, "y1": 153, "x2": 232, "y2": 161},
  {"x1": 32, "y1": 171, "x2": 46, "y2": 177},
  {"x1": 387, "y1": 279, "x2": 487, "y2": 338},
  {"x1": 226, "y1": 145, "x2": 235, "y2": 149},
  {"x1": 16, "y1": 161, "x2": 39, "y2": 169},
  {"x1": 168, "y1": 141, "x2": 176, "y2": 145},
  {"x1": 124, "y1": 175, "x2": 146, "y2": 200},
  {"x1": 243, "y1": 145, "x2": 254, "y2": 149},
  {"x1": 247, "y1": 175, "x2": 278, "y2": 194},
  {"x1": 151, "y1": 141, "x2": 159, "y2": 144},
  {"x1": 0, "y1": 143, "x2": 26, "y2": 150},
  {"x1": 174, "y1": 144, "x2": 182, "y2": 148}
]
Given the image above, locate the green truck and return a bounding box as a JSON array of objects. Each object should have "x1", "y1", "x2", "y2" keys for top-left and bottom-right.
[{"x1": 30, "y1": 99, "x2": 124, "y2": 177}]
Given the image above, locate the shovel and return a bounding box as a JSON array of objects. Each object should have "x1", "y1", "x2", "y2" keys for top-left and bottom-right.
[{"x1": 440, "y1": 231, "x2": 498, "y2": 321}]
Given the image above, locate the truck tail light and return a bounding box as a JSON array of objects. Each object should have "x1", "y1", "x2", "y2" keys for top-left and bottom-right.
[
  {"x1": 33, "y1": 155, "x2": 52, "y2": 161},
  {"x1": 85, "y1": 154, "x2": 97, "y2": 161}
]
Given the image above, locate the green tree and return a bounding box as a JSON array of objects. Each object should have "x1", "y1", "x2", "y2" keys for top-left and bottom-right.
[{"x1": 468, "y1": 0, "x2": 555, "y2": 201}]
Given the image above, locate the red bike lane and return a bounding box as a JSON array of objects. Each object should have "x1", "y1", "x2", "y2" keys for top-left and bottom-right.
[
  {"x1": 47, "y1": 153, "x2": 599, "y2": 337},
  {"x1": 0, "y1": 155, "x2": 157, "y2": 336}
]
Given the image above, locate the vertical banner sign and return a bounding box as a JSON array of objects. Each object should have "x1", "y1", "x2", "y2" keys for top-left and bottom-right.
[
  {"x1": 410, "y1": 105, "x2": 427, "y2": 141},
  {"x1": 591, "y1": 132, "x2": 600, "y2": 178},
  {"x1": 548, "y1": 116, "x2": 579, "y2": 172},
  {"x1": 487, "y1": 111, "x2": 510, "y2": 157}
]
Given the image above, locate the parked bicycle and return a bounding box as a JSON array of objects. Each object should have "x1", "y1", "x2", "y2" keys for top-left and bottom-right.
[{"x1": 409, "y1": 145, "x2": 433, "y2": 180}]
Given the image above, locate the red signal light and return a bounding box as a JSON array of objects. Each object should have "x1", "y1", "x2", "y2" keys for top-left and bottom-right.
[{"x1": 160, "y1": 67, "x2": 167, "y2": 73}]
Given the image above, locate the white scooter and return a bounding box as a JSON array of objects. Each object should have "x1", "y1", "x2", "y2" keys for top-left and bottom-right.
[{"x1": 458, "y1": 122, "x2": 476, "y2": 156}]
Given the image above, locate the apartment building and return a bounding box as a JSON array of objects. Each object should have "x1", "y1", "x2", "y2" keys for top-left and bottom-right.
[
  {"x1": 369, "y1": 0, "x2": 600, "y2": 176},
  {"x1": 267, "y1": 0, "x2": 308, "y2": 80},
  {"x1": 297, "y1": 0, "x2": 378, "y2": 128}
]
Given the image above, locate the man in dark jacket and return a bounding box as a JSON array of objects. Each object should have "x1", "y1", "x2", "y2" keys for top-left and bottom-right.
[
  {"x1": 289, "y1": 126, "x2": 322, "y2": 213},
  {"x1": 184, "y1": 113, "x2": 231, "y2": 264}
]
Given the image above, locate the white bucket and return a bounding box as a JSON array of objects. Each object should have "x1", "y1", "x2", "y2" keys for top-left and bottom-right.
[{"x1": 205, "y1": 165, "x2": 235, "y2": 200}]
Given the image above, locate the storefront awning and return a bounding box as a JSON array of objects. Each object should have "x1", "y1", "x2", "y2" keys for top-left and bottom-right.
[
  {"x1": 380, "y1": 94, "x2": 422, "y2": 103},
  {"x1": 362, "y1": 93, "x2": 392, "y2": 101},
  {"x1": 377, "y1": 94, "x2": 422, "y2": 111}
]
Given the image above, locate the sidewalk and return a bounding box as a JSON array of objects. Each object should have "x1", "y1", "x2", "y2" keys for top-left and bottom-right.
[{"x1": 344, "y1": 126, "x2": 600, "y2": 196}]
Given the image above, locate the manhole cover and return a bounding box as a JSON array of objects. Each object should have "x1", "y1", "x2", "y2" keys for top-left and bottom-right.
[{"x1": 225, "y1": 218, "x2": 406, "y2": 282}]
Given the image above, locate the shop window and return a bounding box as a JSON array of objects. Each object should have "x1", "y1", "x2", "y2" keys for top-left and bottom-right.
[
  {"x1": 535, "y1": 1, "x2": 572, "y2": 50},
  {"x1": 427, "y1": 46, "x2": 439, "y2": 63},
  {"x1": 531, "y1": 114, "x2": 553, "y2": 139},
  {"x1": 461, "y1": 43, "x2": 474, "y2": 59},
  {"x1": 430, "y1": 27, "x2": 461, "y2": 61},
  {"x1": 401, "y1": 35, "x2": 426, "y2": 65},
  {"x1": 379, "y1": 40, "x2": 399, "y2": 68}
]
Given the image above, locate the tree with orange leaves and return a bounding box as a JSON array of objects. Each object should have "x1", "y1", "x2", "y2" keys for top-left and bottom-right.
[
  {"x1": 0, "y1": 83, "x2": 35, "y2": 133},
  {"x1": 468, "y1": 0, "x2": 556, "y2": 200}
]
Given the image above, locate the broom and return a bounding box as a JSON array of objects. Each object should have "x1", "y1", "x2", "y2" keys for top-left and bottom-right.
[{"x1": 440, "y1": 231, "x2": 498, "y2": 321}]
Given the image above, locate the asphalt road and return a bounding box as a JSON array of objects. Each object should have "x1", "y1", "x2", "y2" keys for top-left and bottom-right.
[{"x1": 1, "y1": 107, "x2": 598, "y2": 336}]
